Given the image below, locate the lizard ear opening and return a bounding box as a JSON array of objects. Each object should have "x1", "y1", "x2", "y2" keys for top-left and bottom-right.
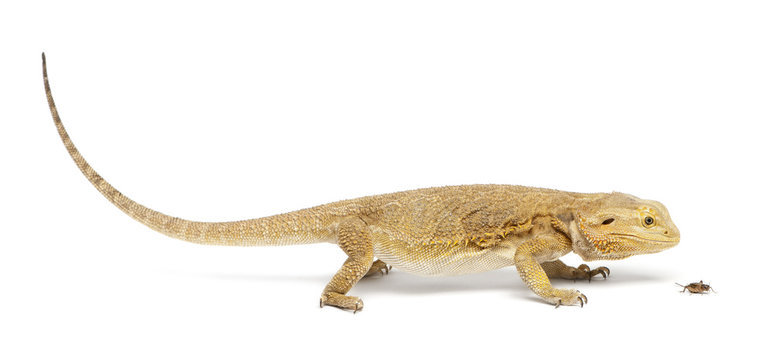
[{"x1": 601, "y1": 218, "x2": 615, "y2": 225}]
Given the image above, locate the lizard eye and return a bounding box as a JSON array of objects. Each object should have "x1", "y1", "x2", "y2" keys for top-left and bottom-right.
[
  {"x1": 643, "y1": 216, "x2": 655, "y2": 227},
  {"x1": 601, "y1": 218, "x2": 615, "y2": 225}
]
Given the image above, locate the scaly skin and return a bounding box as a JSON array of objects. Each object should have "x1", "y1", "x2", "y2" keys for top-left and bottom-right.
[{"x1": 42, "y1": 54, "x2": 680, "y2": 311}]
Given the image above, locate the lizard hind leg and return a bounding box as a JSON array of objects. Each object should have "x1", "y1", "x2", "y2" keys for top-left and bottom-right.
[{"x1": 320, "y1": 217, "x2": 375, "y2": 312}]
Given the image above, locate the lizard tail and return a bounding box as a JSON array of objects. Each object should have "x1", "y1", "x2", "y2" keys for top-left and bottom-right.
[{"x1": 42, "y1": 53, "x2": 337, "y2": 246}]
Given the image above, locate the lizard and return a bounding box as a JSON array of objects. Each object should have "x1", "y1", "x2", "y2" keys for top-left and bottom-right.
[{"x1": 41, "y1": 53, "x2": 680, "y2": 311}]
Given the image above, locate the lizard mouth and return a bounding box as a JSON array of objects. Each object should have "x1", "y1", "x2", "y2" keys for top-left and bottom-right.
[{"x1": 609, "y1": 233, "x2": 679, "y2": 246}]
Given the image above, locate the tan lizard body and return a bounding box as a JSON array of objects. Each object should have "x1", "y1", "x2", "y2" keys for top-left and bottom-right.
[{"x1": 42, "y1": 54, "x2": 680, "y2": 311}]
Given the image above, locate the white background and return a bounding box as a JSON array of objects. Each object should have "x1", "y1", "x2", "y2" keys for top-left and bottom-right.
[{"x1": 2, "y1": 1, "x2": 772, "y2": 359}]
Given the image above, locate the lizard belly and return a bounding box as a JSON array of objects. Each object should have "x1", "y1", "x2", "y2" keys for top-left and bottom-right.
[{"x1": 372, "y1": 237, "x2": 516, "y2": 276}]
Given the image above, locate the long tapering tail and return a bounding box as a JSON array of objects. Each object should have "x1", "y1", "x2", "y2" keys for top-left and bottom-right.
[{"x1": 42, "y1": 53, "x2": 337, "y2": 246}]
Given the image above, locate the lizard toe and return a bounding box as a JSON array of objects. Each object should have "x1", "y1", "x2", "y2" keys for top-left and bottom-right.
[
  {"x1": 548, "y1": 289, "x2": 587, "y2": 308},
  {"x1": 320, "y1": 292, "x2": 365, "y2": 313},
  {"x1": 573, "y1": 264, "x2": 610, "y2": 282},
  {"x1": 363, "y1": 259, "x2": 392, "y2": 278}
]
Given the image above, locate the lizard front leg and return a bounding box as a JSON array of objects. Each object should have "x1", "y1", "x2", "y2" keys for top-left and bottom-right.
[
  {"x1": 514, "y1": 234, "x2": 587, "y2": 307},
  {"x1": 541, "y1": 260, "x2": 610, "y2": 282},
  {"x1": 320, "y1": 217, "x2": 374, "y2": 312}
]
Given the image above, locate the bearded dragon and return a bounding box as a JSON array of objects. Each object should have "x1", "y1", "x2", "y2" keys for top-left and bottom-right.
[{"x1": 42, "y1": 53, "x2": 680, "y2": 311}]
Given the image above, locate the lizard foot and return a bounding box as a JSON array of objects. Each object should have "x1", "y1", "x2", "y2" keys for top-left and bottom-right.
[
  {"x1": 364, "y1": 259, "x2": 392, "y2": 277},
  {"x1": 320, "y1": 292, "x2": 364, "y2": 313},
  {"x1": 572, "y1": 264, "x2": 610, "y2": 282},
  {"x1": 546, "y1": 289, "x2": 587, "y2": 308}
]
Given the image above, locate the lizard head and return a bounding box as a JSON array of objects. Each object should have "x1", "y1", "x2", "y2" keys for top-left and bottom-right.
[{"x1": 570, "y1": 192, "x2": 680, "y2": 261}]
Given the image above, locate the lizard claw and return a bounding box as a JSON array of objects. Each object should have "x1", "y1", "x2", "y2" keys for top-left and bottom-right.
[
  {"x1": 550, "y1": 289, "x2": 587, "y2": 308},
  {"x1": 364, "y1": 260, "x2": 391, "y2": 277},
  {"x1": 574, "y1": 264, "x2": 610, "y2": 282}
]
